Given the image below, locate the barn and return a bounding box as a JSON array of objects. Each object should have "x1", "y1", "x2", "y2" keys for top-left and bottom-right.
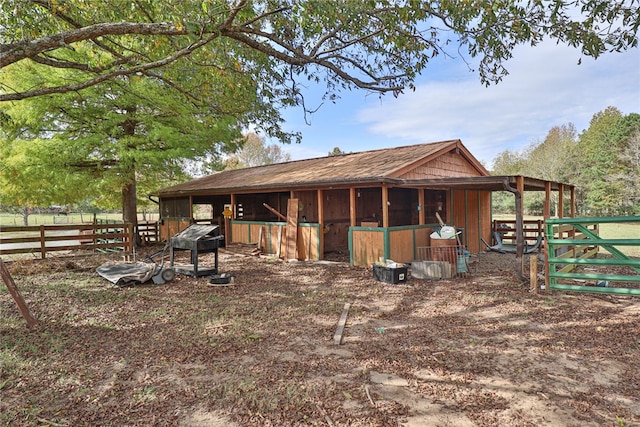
[{"x1": 154, "y1": 139, "x2": 574, "y2": 270}]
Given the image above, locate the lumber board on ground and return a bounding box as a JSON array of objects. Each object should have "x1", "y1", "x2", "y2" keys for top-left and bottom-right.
[{"x1": 333, "y1": 302, "x2": 351, "y2": 345}]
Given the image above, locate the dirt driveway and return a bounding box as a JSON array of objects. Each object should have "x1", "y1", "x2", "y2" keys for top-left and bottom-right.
[{"x1": 1, "y1": 248, "x2": 638, "y2": 426}]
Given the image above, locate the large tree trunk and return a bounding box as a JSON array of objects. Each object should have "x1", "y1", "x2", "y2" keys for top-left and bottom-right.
[
  {"x1": 122, "y1": 171, "x2": 140, "y2": 246},
  {"x1": 121, "y1": 105, "x2": 140, "y2": 245}
]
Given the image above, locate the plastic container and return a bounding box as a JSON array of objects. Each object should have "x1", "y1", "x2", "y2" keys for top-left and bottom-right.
[{"x1": 373, "y1": 264, "x2": 408, "y2": 284}]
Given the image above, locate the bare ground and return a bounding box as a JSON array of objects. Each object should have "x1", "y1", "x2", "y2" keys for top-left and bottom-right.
[{"x1": 0, "y1": 248, "x2": 638, "y2": 426}]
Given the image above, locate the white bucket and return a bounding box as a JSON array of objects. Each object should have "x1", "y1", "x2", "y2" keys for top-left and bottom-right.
[{"x1": 438, "y1": 226, "x2": 458, "y2": 239}]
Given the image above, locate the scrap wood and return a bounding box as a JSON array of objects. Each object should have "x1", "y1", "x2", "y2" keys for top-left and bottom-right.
[
  {"x1": 0, "y1": 259, "x2": 38, "y2": 328},
  {"x1": 262, "y1": 203, "x2": 286, "y2": 221},
  {"x1": 276, "y1": 225, "x2": 283, "y2": 258},
  {"x1": 364, "y1": 385, "x2": 376, "y2": 407},
  {"x1": 224, "y1": 243, "x2": 261, "y2": 257},
  {"x1": 333, "y1": 302, "x2": 351, "y2": 345},
  {"x1": 285, "y1": 198, "x2": 299, "y2": 260}
]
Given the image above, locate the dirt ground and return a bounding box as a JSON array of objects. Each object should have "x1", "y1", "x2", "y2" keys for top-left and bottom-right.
[{"x1": 1, "y1": 247, "x2": 639, "y2": 426}]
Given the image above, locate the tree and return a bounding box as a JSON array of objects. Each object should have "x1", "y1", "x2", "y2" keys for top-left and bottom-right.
[
  {"x1": 524, "y1": 124, "x2": 578, "y2": 215},
  {"x1": 620, "y1": 129, "x2": 640, "y2": 213},
  {"x1": 490, "y1": 124, "x2": 578, "y2": 216},
  {"x1": 490, "y1": 149, "x2": 528, "y2": 214},
  {"x1": 328, "y1": 147, "x2": 346, "y2": 156},
  {"x1": 572, "y1": 107, "x2": 626, "y2": 215},
  {"x1": 1, "y1": 1, "x2": 638, "y2": 103},
  {"x1": 0, "y1": 46, "x2": 260, "y2": 233},
  {"x1": 222, "y1": 132, "x2": 291, "y2": 170},
  {"x1": 2, "y1": 2, "x2": 639, "y2": 226}
]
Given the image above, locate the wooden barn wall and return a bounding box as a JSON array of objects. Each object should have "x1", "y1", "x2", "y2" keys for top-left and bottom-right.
[
  {"x1": 451, "y1": 189, "x2": 491, "y2": 253},
  {"x1": 388, "y1": 227, "x2": 432, "y2": 263},
  {"x1": 480, "y1": 191, "x2": 492, "y2": 248},
  {"x1": 159, "y1": 218, "x2": 191, "y2": 241},
  {"x1": 353, "y1": 188, "x2": 383, "y2": 225},
  {"x1": 350, "y1": 225, "x2": 433, "y2": 267},
  {"x1": 350, "y1": 229, "x2": 385, "y2": 266},
  {"x1": 405, "y1": 152, "x2": 483, "y2": 179},
  {"x1": 230, "y1": 221, "x2": 320, "y2": 260},
  {"x1": 293, "y1": 190, "x2": 318, "y2": 223},
  {"x1": 322, "y1": 189, "x2": 351, "y2": 252},
  {"x1": 388, "y1": 188, "x2": 418, "y2": 226}
]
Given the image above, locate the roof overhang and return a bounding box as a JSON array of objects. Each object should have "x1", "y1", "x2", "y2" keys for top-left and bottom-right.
[
  {"x1": 157, "y1": 175, "x2": 572, "y2": 199},
  {"x1": 396, "y1": 175, "x2": 573, "y2": 192}
]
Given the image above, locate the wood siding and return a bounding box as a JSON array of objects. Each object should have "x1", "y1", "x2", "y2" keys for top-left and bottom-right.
[
  {"x1": 451, "y1": 190, "x2": 491, "y2": 253},
  {"x1": 230, "y1": 221, "x2": 321, "y2": 260},
  {"x1": 159, "y1": 218, "x2": 191, "y2": 242},
  {"x1": 350, "y1": 225, "x2": 434, "y2": 267},
  {"x1": 350, "y1": 229, "x2": 386, "y2": 266},
  {"x1": 406, "y1": 152, "x2": 484, "y2": 179}
]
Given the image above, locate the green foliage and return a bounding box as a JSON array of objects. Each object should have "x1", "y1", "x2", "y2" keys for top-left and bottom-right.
[
  {"x1": 490, "y1": 107, "x2": 640, "y2": 216},
  {"x1": 572, "y1": 108, "x2": 640, "y2": 215},
  {"x1": 0, "y1": 43, "x2": 263, "y2": 212},
  {"x1": 1, "y1": 1, "x2": 638, "y2": 103},
  {"x1": 221, "y1": 132, "x2": 292, "y2": 170},
  {"x1": 1, "y1": 1, "x2": 639, "y2": 219},
  {"x1": 328, "y1": 147, "x2": 346, "y2": 156}
]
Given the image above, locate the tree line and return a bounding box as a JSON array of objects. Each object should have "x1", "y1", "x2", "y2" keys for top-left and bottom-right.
[
  {"x1": 1, "y1": 1, "x2": 638, "y2": 232},
  {"x1": 491, "y1": 106, "x2": 640, "y2": 216}
]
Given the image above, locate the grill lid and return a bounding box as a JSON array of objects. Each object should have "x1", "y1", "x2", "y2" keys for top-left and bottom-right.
[{"x1": 172, "y1": 224, "x2": 219, "y2": 241}]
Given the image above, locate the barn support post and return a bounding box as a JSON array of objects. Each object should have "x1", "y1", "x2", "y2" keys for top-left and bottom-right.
[
  {"x1": 381, "y1": 185, "x2": 389, "y2": 228},
  {"x1": 349, "y1": 188, "x2": 357, "y2": 227},
  {"x1": 317, "y1": 189, "x2": 325, "y2": 259},
  {"x1": 418, "y1": 189, "x2": 425, "y2": 225},
  {"x1": 558, "y1": 184, "x2": 564, "y2": 218},
  {"x1": 544, "y1": 181, "x2": 552, "y2": 290},
  {"x1": 503, "y1": 178, "x2": 525, "y2": 280}
]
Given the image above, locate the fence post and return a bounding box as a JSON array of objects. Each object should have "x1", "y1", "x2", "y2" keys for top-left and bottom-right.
[
  {"x1": 530, "y1": 255, "x2": 538, "y2": 294},
  {"x1": 39, "y1": 225, "x2": 46, "y2": 259}
]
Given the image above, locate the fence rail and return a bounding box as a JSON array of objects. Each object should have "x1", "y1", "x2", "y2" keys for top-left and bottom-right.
[
  {"x1": 0, "y1": 223, "x2": 133, "y2": 259},
  {"x1": 492, "y1": 219, "x2": 544, "y2": 246},
  {"x1": 545, "y1": 216, "x2": 640, "y2": 295}
]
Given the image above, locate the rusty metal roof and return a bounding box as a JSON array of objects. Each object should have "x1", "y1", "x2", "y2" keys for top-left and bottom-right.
[{"x1": 157, "y1": 139, "x2": 491, "y2": 197}]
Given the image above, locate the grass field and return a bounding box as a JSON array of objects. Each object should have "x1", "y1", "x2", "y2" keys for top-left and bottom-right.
[
  {"x1": 0, "y1": 212, "x2": 159, "y2": 227},
  {"x1": 493, "y1": 214, "x2": 640, "y2": 257}
]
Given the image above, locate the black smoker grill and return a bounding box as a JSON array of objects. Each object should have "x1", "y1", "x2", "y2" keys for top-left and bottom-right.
[{"x1": 169, "y1": 224, "x2": 224, "y2": 277}]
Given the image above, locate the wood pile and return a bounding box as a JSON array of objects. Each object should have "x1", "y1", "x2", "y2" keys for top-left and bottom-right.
[{"x1": 222, "y1": 243, "x2": 262, "y2": 257}]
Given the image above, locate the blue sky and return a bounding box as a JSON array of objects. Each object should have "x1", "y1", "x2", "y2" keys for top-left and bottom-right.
[{"x1": 272, "y1": 40, "x2": 640, "y2": 169}]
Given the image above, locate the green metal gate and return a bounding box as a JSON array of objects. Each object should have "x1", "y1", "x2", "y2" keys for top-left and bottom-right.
[{"x1": 545, "y1": 216, "x2": 640, "y2": 295}]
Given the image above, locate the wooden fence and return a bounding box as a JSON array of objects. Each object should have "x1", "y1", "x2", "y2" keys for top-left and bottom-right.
[
  {"x1": 0, "y1": 223, "x2": 133, "y2": 259},
  {"x1": 492, "y1": 219, "x2": 544, "y2": 246}
]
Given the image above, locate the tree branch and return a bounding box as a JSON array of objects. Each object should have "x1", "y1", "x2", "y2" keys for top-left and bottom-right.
[
  {"x1": 1, "y1": 22, "x2": 187, "y2": 68},
  {"x1": 0, "y1": 35, "x2": 215, "y2": 102}
]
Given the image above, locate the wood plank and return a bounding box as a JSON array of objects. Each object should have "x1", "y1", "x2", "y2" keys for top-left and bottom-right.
[
  {"x1": 0, "y1": 259, "x2": 38, "y2": 328},
  {"x1": 333, "y1": 302, "x2": 351, "y2": 345},
  {"x1": 285, "y1": 198, "x2": 299, "y2": 260},
  {"x1": 276, "y1": 225, "x2": 283, "y2": 258}
]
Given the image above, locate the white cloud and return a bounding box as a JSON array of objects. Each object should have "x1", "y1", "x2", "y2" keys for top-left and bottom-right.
[{"x1": 356, "y1": 41, "x2": 640, "y2": 166}]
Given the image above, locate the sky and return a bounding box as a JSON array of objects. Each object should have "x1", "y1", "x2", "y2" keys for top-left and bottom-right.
[{"x1": 272, "y1": 39, "x2": 640, "y2": 169}]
